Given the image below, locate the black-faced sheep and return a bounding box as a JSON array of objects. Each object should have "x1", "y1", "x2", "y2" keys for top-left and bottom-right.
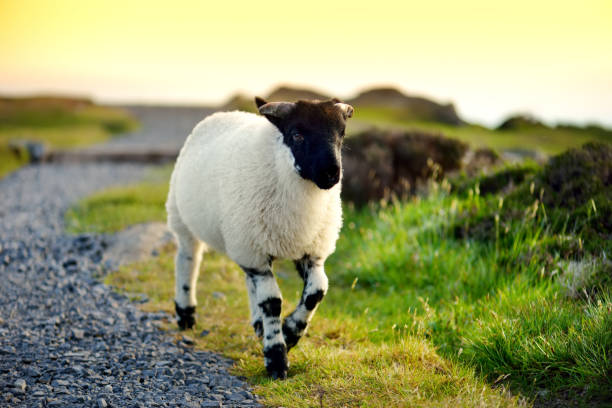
[{"x1": 166, "y1": 97, "x2": 353, "y2": 379}]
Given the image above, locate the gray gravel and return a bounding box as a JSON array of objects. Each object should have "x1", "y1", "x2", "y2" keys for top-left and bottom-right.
[
  {"x1": 85, "y1": 106, "x2": 215, "y2": 152},
  {"x1": 0, "y1": 163, "x2": 260, "y2": 405}
]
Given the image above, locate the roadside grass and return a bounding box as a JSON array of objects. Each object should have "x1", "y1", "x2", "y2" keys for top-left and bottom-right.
[
  {"x1": 65, "y1": 159, "x2": 612, "y2": 406},
  {"x1": 105, "y1": 245, "x2": 522, "y2": 408},
  {"x1": 350, "y1": 107, "x2": 612, "y2": 155},
  {"x1": 65, "y1": 182, "x2": 169, "y2": 234},
  {"x1": 65, "y1": 166, "x2": 171, "y2": 234},
  {"x1": 0, "y1": 98, "x2": 138, "y2": 178}
]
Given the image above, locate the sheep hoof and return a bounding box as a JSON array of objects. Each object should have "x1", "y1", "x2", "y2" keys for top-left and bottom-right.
[
  {"x1": 175, "y1": 301, "x2": 196, "y2": 330},
  {"x1": 264, "y1": 343, "x2": 288, "y2": 380},
  {"x1": 269, "y1": 369, "x2": 288, "y2": 380}
]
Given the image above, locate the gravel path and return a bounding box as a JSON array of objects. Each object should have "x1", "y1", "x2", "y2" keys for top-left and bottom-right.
[
  {"x1": 85, "y1": 106, "x2": 214, "y2": 152},
  {"x1": 0, "y1": 109, "x2": 261, "y2": 407}
]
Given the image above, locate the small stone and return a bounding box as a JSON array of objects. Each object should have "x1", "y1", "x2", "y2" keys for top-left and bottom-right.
[
  {"x1": 200, "y1": 329, "x2": 210, "y2": 337},
  {"x1": 62, "y1": 258, "x2": 78, "y2": 273},
  {"x1": 103, "y1": 384, "x2": 113, "y2": 393},
  {"x1": 97, "y1": 398, "x2": 108, "y2": 408},
  {"x1": 71, "y1": 328, "x2": 85, "y2": 340},
  {"x1": 14, "y1": 378, "x2": 27, "y2": 392},
  {"x1": 51, "y1": 379, "x2": 70, "y2": 387},
  {"x1": 181, "y1": 335, "x2": 195, "y2": 345},
  {"x1": 228, "y1": 393, "x2": 244, "y2": 401},
  {"x1": 210, "y1": 393, "x2": 224, "y2": 401}
]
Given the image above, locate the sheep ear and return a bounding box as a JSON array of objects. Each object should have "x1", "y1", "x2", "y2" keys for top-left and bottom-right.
[
  {"x1": 258, "y1": 102, "x2": 295, "y2": 118},
  {"x1": 335, "y1": 103, "x2": 354, "y2": 119},
  {"x1": 254, "y1": 97, "x2": 267, "y2": 109}
]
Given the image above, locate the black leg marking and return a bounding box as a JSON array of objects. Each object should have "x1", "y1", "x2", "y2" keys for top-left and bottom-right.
[
  {"x1": 175, "y1": 301, "x2": 196, "y2": 330},
  {"x1": 182, "y1": 284, "x2": 190, "y2": 293},
  {"x1": 283, "y1": 319, "x2": 307, "y2": 350},
  {"x1": 259, "y1": 297, "x2": 282, "y2": 317},
  {"x1": 304, "y1": 289, "x2": 325, "y2": 310},
  {"x1": 241, "y1": 266, "x2": 273, "y2": 278},
  {"x1": 265, "y1": 328, "x2": 281, "y2": 341},
  {"x1": 282, "y1": 322, "x2": 300, "y2": 350},
  {"x1": 252, "y1": 320, "x2": 263, "y2": 338},
  {"x1": 294, "y1": 255, "x2": 314, "y2": 281},
  {"x1": 264, "y1": 343, "x2": 288, "y2": 379}
]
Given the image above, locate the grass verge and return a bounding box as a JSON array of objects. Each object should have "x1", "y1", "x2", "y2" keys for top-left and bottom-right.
[{"x1": 0, "y1": 97, "x2": 138, "y2": 178}]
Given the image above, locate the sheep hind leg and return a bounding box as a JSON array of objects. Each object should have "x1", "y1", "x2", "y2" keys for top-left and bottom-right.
[
  {"x1": 242, "y1": 266, "x2": 288, "y2": 380},
  {"x1": 174, "y1": 232, "x2": 205, "y2": 330},
  {"x1": 282, "y1": 255, "x2": 328, "y2": 350}
]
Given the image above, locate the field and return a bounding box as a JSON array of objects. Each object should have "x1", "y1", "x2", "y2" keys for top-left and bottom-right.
[
  {"x1": 0, "y1": 96, "x2": 138, "y2": 178},
  {"x1": 65, "y1": 139, "x2": 612, "y2": 406}
]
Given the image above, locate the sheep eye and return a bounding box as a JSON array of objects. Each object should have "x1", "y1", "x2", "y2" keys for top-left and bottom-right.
[{"x1": 292, "y1": 133, "x2": 304, "y2": 143}]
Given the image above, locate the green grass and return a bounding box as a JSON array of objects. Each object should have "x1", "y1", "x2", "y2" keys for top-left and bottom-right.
[
  {"x1": 0, "y1": 97, "x2": 138, "y2": 178},
  {"x1": 65, "y1": 183, "x2": 169, "y2": 234},
  {"x1": 65, "y1": 160, "x2": 611, "y2": 406},
  {"x1": 65, "y1": 166, "x2": 171, "y2": 234},
  {"x1": 349, "y1": 107, "x2": 612, "y2": 155}
]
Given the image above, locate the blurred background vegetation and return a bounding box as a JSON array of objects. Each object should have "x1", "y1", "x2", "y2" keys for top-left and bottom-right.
[{"x1": 0, "y1": 96, "x2": 137, "y2": 177}]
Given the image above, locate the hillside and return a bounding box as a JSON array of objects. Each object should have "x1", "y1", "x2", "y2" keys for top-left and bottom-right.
[
  {"x1": 219, "y1": 85, "x2": 464, "y2": 126},
  {"x1": 347, "y1": 87, "x2": 464, "y2": 125}
]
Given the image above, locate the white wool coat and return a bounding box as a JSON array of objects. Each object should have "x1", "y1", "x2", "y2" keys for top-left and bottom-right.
[{"x1": 166, "y1": 111, "x2": 343, "y2": 269}]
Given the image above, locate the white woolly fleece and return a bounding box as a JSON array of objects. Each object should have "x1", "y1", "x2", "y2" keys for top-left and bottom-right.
[{"x1": 166, "y1": 111, "x2": 343, "y2": 269}]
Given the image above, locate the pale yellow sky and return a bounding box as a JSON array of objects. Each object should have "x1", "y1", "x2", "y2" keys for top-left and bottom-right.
[{"x1": 1, "y1": 0, "x2": 611, "y2": 126}]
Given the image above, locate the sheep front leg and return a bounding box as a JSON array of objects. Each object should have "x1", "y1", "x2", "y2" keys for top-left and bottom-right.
[
  {"x1": 245, "y1": 275, "x2": 264, "y2": 338},
  {"x1": 282, "y1": 256, "x2": 328, "y2": 350},
  {"x1": 174, "y1": 235, "x2": 205, "y2": 330},
  {"x1": 242, "y1": 266, "x2": 288, "y2": 379}
]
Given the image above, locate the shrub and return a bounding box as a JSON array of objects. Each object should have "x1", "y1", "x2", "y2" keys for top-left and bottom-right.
[{"x1": 342, "y1": 128, "x2": 467, "y2": 205}]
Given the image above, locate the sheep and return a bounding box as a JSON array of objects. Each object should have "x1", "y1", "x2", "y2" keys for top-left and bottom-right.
[{"x1": 166, "y1": 97, "x2": 354, "y2": 379}]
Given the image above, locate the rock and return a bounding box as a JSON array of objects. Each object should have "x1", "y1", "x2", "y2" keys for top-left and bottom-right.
[
  {"x1": 97, "y1": 397, "x2": 108, "y2": 408},
  {"x1": 347, "y1": 87, "x2": 464, "y2": 125},
  {"x1": 71, "y1": 328, "x2": 85, "y2": 340},
  {"x1": 14, "y1": 378, "x2": 27, "y2": 392},
  {"x1": 181, "y1": 335, "x2": 195, "y2": 345}
]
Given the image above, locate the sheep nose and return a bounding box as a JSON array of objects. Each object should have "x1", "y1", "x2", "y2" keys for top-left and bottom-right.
[{"x1": 325, "y1": 164, "x2": 340, "y2": 183}]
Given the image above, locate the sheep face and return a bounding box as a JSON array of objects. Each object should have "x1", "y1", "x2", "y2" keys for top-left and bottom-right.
[{"x1": 256, "y1": 97, "x2": 354, "y2": 190}]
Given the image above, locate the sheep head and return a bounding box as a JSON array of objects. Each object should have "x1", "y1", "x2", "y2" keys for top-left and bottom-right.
[{"x1": 255, "y1": 97, "x2": 354, "y2": 190}]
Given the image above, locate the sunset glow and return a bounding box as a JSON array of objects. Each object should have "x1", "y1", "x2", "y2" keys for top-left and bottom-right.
[{"x1": 1, "y1": 0, "x2": 611, "y2": 125}]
